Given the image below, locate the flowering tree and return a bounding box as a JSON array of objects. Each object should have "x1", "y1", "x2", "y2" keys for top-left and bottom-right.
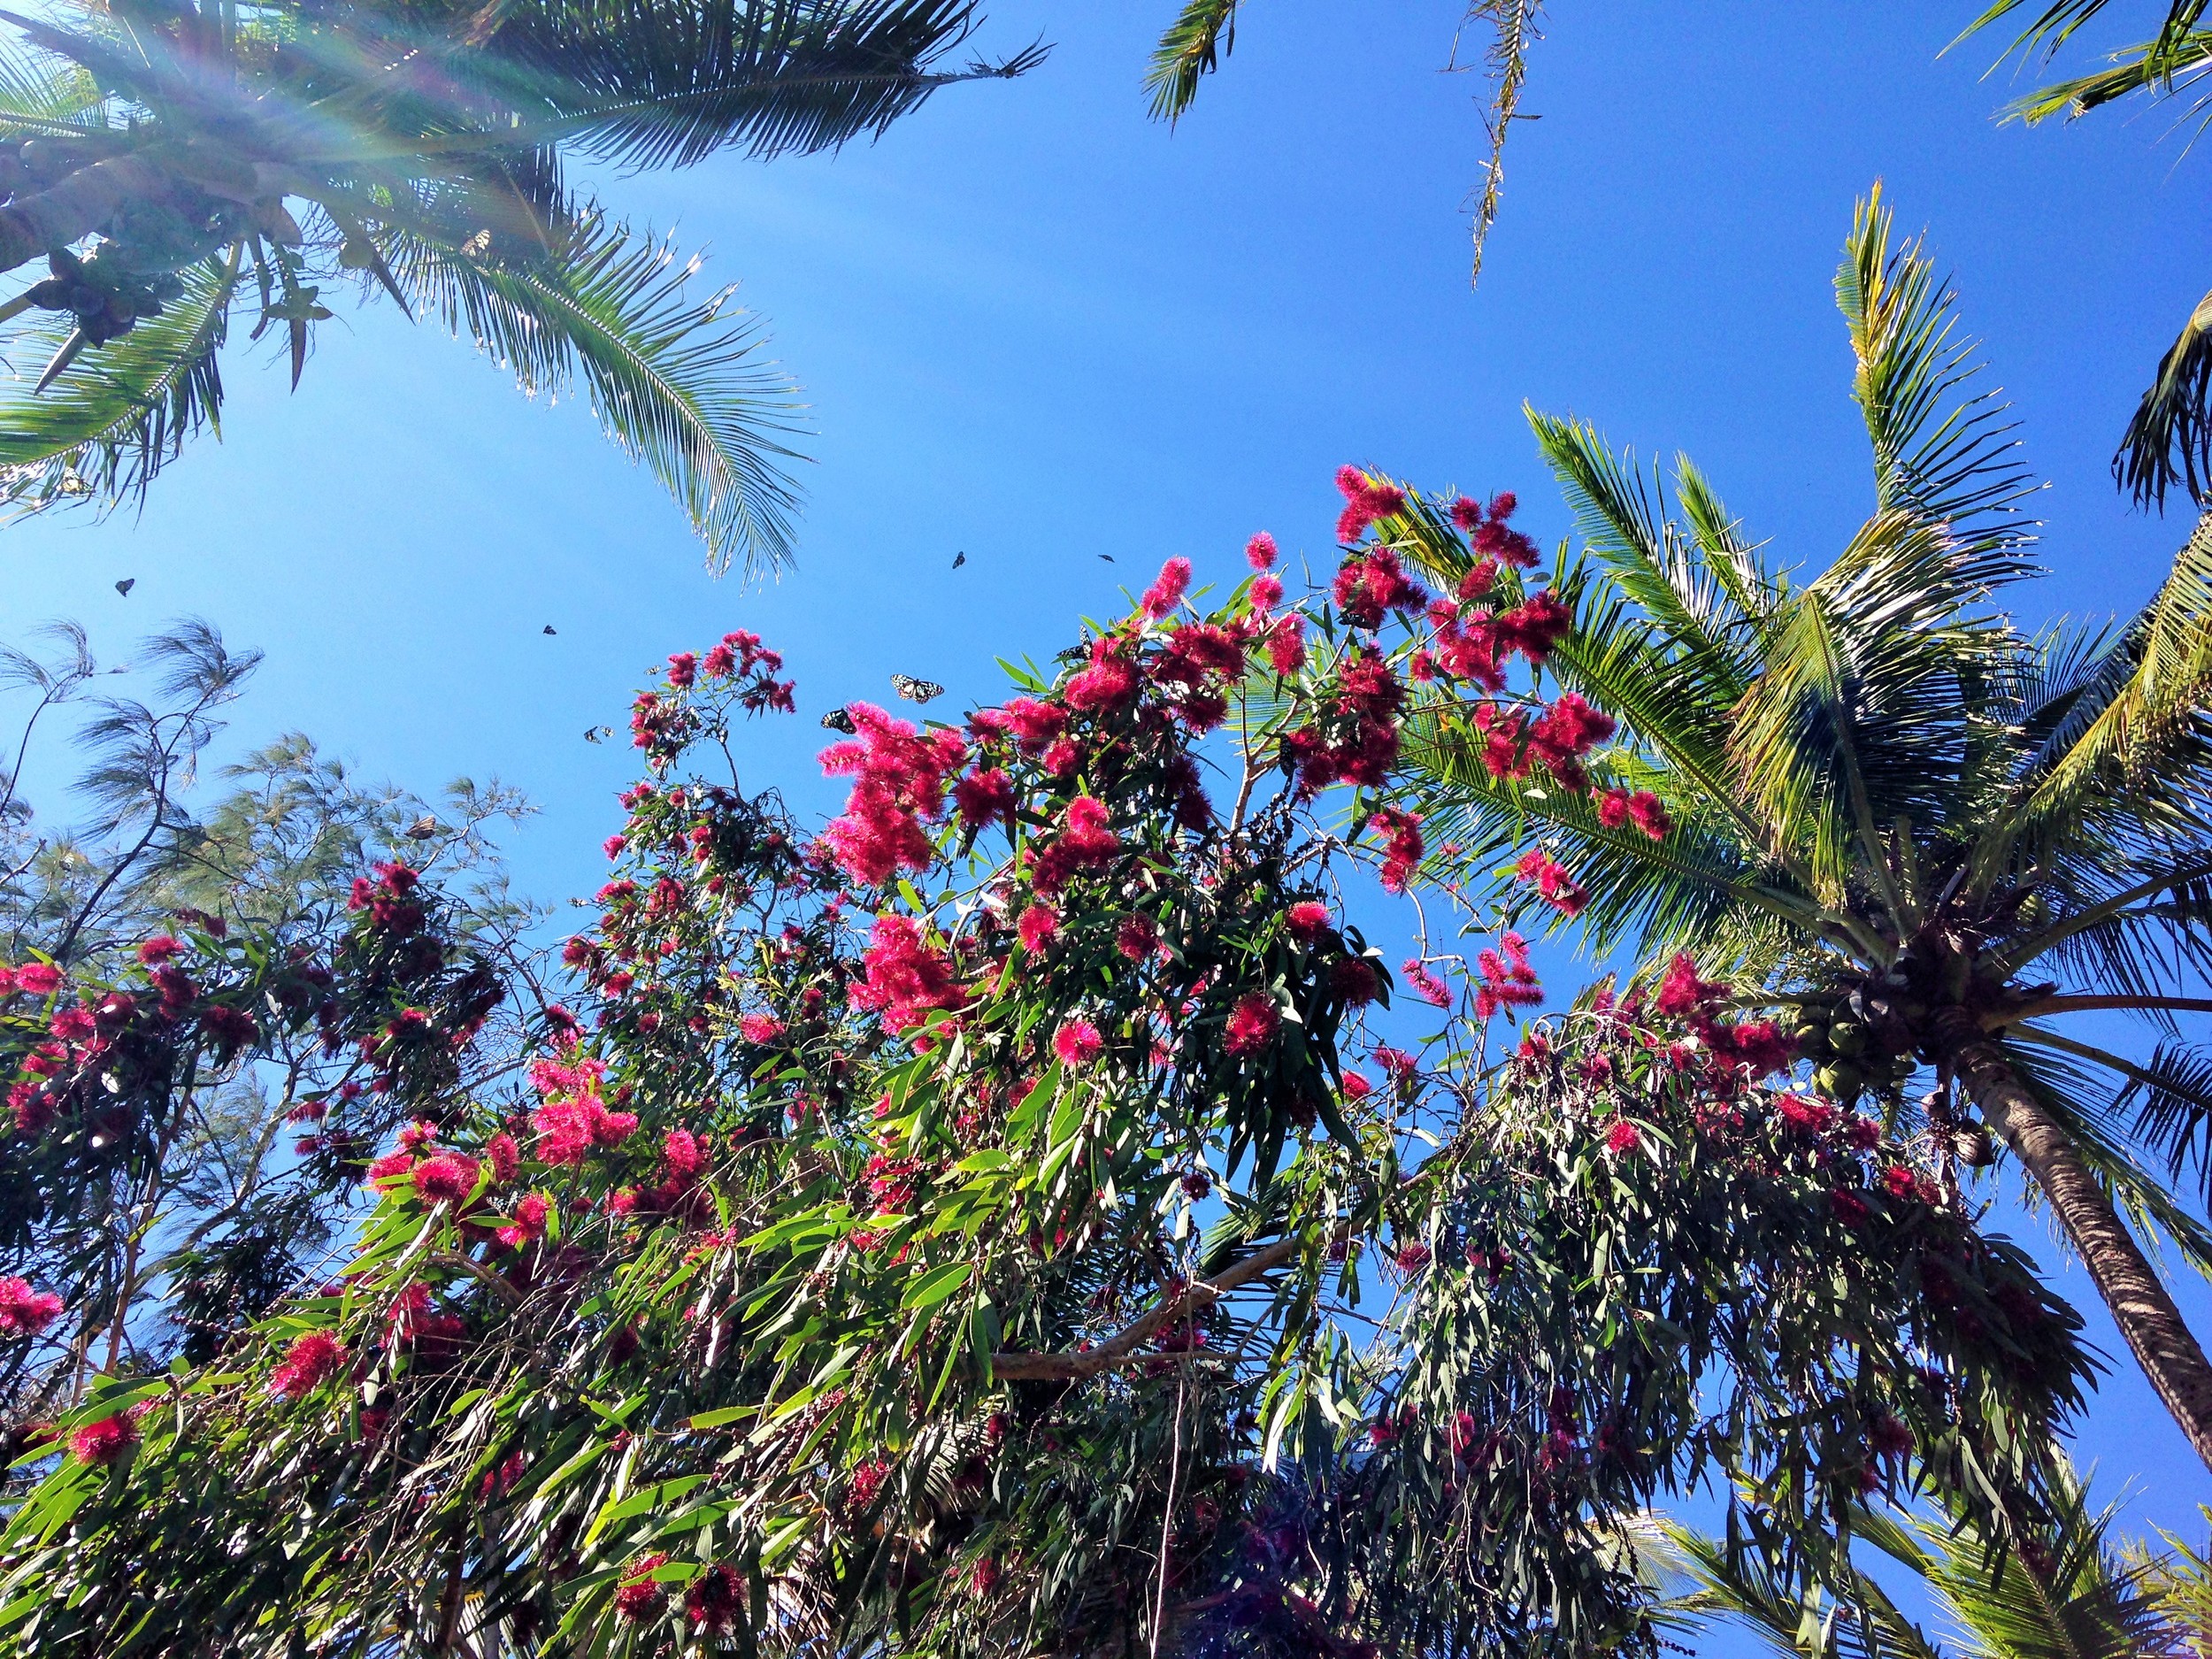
[
  {"x1": 0, "y1": 619, "x2": 534, "y2": 1431},
  {"x1": 0, "y1": 507, "x2": 2090, "y2": 1657}
]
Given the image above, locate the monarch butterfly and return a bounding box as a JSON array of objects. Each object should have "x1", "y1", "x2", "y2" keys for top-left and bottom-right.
[
  {"x1": 820, "y1": 709, "x2": 857, "y2": 733},
  {"x1": 890, "y1": 673, "x2": 944, "y2": 703}
]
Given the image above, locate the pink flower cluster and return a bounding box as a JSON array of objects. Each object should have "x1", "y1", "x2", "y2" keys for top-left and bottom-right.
[
  {"x1": 348, "y1": 861, "x2": 424, "y2": 935},
  {"x1": 1514, "y1": 849, "x2": 1587, "y2": 918},
  {"x1": 1366, "y1": 808, "x2": 1425, "y2": 895},
  {"x1": 1224, "y1": 993, "x2": 1279, "y2": 1056},
  {"x1": 0, "y1": 1275, "x2": 64, "y2": 1335},
  {"x1": 1474, "y1": 932, "x2": 1543, "y2": 1020},
  {"x1": 1028, "y1": 795, "x2": 1120, "y2": 897},
  {"x1": 529, "y1": 1051, "x2": 639, "y2": 1164},
  {"x1": 1653, "y1": 955, "x2": 1796, "y2": 1078},
  {"x1": 1598, "y1": 787, "x2": 1671, "y2": 841},
  {"x1": 848, "y1": 915, "x2": 964, "y2": 1033},
  {"x1": 819, "y1": 703, "x2": 968, "y2": 887},
  {"x1": 271, "y1": 1330, "x2": 347, "y2": 1399},
  {"x1": 1334, "y1": 465, "x2": 1408, "y2": 543}
]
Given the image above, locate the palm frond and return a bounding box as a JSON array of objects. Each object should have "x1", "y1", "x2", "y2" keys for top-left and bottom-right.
[
  {"x1": 1454, "y1": 0, "x2": 1541, "y2": 289},
  {"x1": 0, "y1": 249, "x2": 237, "y2": 514},
  {"x1": 1963, "y1": 0, "x2": 2208, "y2": 73},
  {"x1": 394, "y1": 215, "x2": 804, "y2": 576},
  {"x1": 2115, "y1": 289, "x2": 2212, "y2": 512},
  {"x1": 1835, "y1": 182, "x2": 2038, "y2": 571},
  {"x1": 1145, "y1": 0, "x2": 1242, "y2": 124},
  {"x1": 2023, "y1": 508, "x2": 2212, "y2": 826},
  {"x1": 0, "y1": 34, "x2": 108, "y2": 135},
  {"x1": 2001, "y1": 30, "x2": 2212, "y2": 124},
  {"x1": 478, "y1": 0, "x2": 1041, "y2": 173}
]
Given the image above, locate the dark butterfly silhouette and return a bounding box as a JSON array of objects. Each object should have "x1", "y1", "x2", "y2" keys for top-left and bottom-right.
[
  {"x1": 403, "y1": 814, "x2": 441, "y2": 841},
  {"x1": 891, "y1": 673, "x2": 943, "y2": 703},
  {"x1": 113, "y1": 578, "x2": 134, "y2": 595},
  {"x1": 542, "y1": 625, "x2": 557, "y2": 635},
  {"x1": 584, "y1": 726, "x2": 612, "y2": 743},
  {"x1": 952, "y1": 551, "x2": 966, "y2": 569},
  {"x1": 821, "y1": 709, "x2": 857, "y2": 734},
  {"x1": 1097, "y1": 554, "x2": 1114, "y2": 563}
]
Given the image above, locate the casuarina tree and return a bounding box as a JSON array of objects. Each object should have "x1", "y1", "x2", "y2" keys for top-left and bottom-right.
[
  {"x1": 0, "y1": 0, "x2": 1041, "y2": 571},
  {"x1": 0, "y1": 496, "x2": 2092, "y2": 1655},
  {"x1": 1395, "y1": 186, "x2": 2212, "y2": 1471}
]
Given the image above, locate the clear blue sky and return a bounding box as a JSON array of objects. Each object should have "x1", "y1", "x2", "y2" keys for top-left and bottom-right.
[{"x1": 4, "y1": 0, "x2": 2211, "y2": 1619}]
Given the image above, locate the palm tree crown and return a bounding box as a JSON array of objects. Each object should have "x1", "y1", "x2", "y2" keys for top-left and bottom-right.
[
  {"x1": 0, "y1": 0, "x2": 1042, "y2": 572},
  {"x1": 1384, "y1": 186, "x2": 2212, "y2": 1469}
]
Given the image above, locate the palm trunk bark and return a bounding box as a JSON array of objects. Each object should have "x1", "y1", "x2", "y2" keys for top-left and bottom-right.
[{"x1": 1932, "y1": 1010, "x2": 2212, "y2": 1473}]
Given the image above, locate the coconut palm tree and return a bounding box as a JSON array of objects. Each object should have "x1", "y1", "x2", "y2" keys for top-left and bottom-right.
[
  {"x1": 1637, "y1": 1456, "x2": 2195, "y2": 1659},
  {"x1": 0, "y1": 0, "x2": 1041, "y2": 572},
  {"x1": 1389, "y1": 185, "x2": 2212, "y2": 1469}
]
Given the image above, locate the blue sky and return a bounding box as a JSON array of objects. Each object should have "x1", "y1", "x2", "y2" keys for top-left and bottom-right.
[{"x1": 5, "y1": 0, "x2": 2212, "y2": 1619}]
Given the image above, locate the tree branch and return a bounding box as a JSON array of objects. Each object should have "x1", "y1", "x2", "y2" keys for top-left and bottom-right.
[
  {"x1": 2002, "y1": 994, "x2": 2212, "y2": 1024},
  {"x1": 989, "y1": 1236, "x2": 1299, "y2": 1382}
]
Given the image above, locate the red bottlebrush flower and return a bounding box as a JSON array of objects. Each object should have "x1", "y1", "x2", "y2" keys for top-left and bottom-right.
[
  {"x1": 49, "y1": 1005, "x2": 95, "y2": 1043},
  {"x1": 1041, "y1": 737, "x2": 1080, "y2": 776},
  {"x1": 93, "y1": 991, "x2": 135, "y2": 1030},
  {"x1": 848, "y1": 1455, "x2": 893, "y2": 1512},
  {"x1": 1472, "y1": 930, "x2": 1543, "y2": 1021},
  {"x1": 1180, "y1": 1170, "x2": 1211, "y2": 1200},
  {"x1": 1265, "y1": 613, "x2": 1306, "y2": 674},
  {"x1": 69, "y1": 1413, "x2": 136, "y2": 1465},
  {"x1": 1603, "y1": 1119, "x2": 1642, "y2": 1156},
  {"x1": 1777, "y1": 1094, "x2": 1836, "y2": 1135},
  {"x1": 1340, "y1": 1071, "x2": 1373, "y2": 1100},
  {"x1": 1830, "y1": 1189, "x2": 1871, "y2": 1226},
  {"x1": 1245, "y1": 531, "x2": 1279, "y2": 570},
  {"x1": 271, "y1": 1330, "x2": 346, "y2": 1399},
  {"x1": 484, "y1": 1132, "x2": 520, "y2": 1187},
  {"x1": 1512, "y1": 849, "x2": 1586, "y2": 918},
  {"x1": 399, "y1": 1120, "x2": 440, "y2": 1153},
  {"x1": 971, "y1": 1557, "x2": 1002, "y2": 1596},
  {"x1": 953, "y1": 767, "x2": 1016, "y2": 833},
  {"x1": 665, "y1": 650, "x2": 698, "y2": 689},
  {"x1": 1654, "y1": 954, "x2": 1726, "y2": 1018},
  {"x1": 818, "y1": 703, "x2": 968, "y2": 887},
  {"x1": 1065, "y1": 637, "x2": 1141, "y2": 713},
  {"x1": 1249, "y1": 572, "x2": 1284, "y2": 611},
  {"x1": 1494, "y1": 590, "x2": 1571, "y2": 664},
  {"x1": 1402, "y1": 959, "x2": 1451, "y2": 1009},
  {"x1": 1868, "y1": 1414, "x2": 1915, "y2": 1460},
  {"x1": 1845, "y1": 1116, "x2": 1881, "y2": 1151},
  {"x1": 614, "y1": 1555, "x2": 671, "y2": 1622},
  {"x1": 1488, "y1": 490, "x2": 1518, "y2": 519},
  {"x1": 14, "y1": 962, "x2": 61, "y2": 996},
  {"x1": 1017, "y1": 903, "x2": 1060, "y2": 954},
  {"x1": 1883, "y1": 1164, "x2": 1917, "y2": 1198},
  {"x1": 366, "y1": 1151, "x2": 415, "y2": 1192},
  {"x1": 1367, "y1": 807, "x2": 1425, "y2": 895},
  {"x1": 1001, "y1": 697, "x2": 1067, "y2": 754},
  {"x1": 686, "y1": 1563, "x2": 742, "y2": 1632},
  {"x1": 1116, "y1": 914, "x2": 1160, "y2": 962},
  {"x1": 1054, "y1": 1019, "x2": 1103, "y2": 1066},
  {"x1": 740, "y1": 1013, "x2": 786, "y2": 1045},
  {"x1": 701, "y1": 643, "x2": 736, "y2": 678},
  {"x1": 1394, "y1": 1241, "x2": 1432, "y2": 1274},
  {"x1": 200, "y1": 1003, "x2": 260, "y2": 1051},
  {"x1": 603, "y1": 834, "x2": 627, "y2": 859},
  {"x1": 413, "y1": 1153, "x2": 480, "y2": 1206},
  {"x1": 847, "y1": 915, "x2": 964, "y2": 1033},
  {"x1": 1330, "y1": 956, "x2": 1380, "y2": 1007},
  {"x1": 135, "y1": 935, "x2": 180, "y2": 965},
  {"x1": 1333, "y1": 465, "x2": 1407, "y2": 543},
  {"x1": 1526, "y1": 694, "x2": 1615, "y2": 783},
  {"x1": 0, "y1": 1276, "x2": 63, "y2": 1335},
  {"x1": 1625, "y1": 791, "x2": 1671, "y2": 840},
  {"x1": 497, "y1": 1192, "x2": 551, "y2": 1249},
  {"x1": 1449, "y1": 495, "x2": 1483, "y2": 531},
  {"x1": 1224, "y1": 993, "x2": 1279, "y2": 1056},
  {"x1": 664, "y1": 1128, "x2": 705, "y2": 1179},
  {"x1": 1286, "y1": 902, "x2": 1333, "y2": 943},
  {"x1": 1141, "y1": 557, "x2": 1193, "y2": 619}
]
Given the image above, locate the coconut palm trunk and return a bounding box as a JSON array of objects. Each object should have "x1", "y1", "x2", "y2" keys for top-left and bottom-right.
[{"x1": 1932, "y1": 1009, "x2": 2212, "y2": 1469}]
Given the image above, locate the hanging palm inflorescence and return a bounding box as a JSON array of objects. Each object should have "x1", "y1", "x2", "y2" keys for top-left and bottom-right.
[
  {"x1": 0, "y1": 0, "x2": 1042, "y2": 572},
  {"x1": 1379, "y1": 185, "x2": 2212, "y2": 1470}
]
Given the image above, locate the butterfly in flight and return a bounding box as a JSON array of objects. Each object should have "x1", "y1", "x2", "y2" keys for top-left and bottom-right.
[
  {"x1": 891, "y1": 673, "x2": 943, "y2": 703},
  {"x1": 1097, "y1": 554, "x2": 1114, "y2": 563},
  {"x1": 583, "y1": 726, "x2": 613, "y2": 743},
  {"x1": 403, "y1": 814, "x2": 442, "y2": 841},
  {"x1": 542, "y1": 625, "x2": 557, "y2": 635},
  {"x1": 114, "y1": 578, "x2": 134, "y2": 596},
  {"x1": 952, "y1": 551, "x2": 966, "y2": 569},
  {"x1": 820, "y1": 709, "x2": 857, "y2": 734}
]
